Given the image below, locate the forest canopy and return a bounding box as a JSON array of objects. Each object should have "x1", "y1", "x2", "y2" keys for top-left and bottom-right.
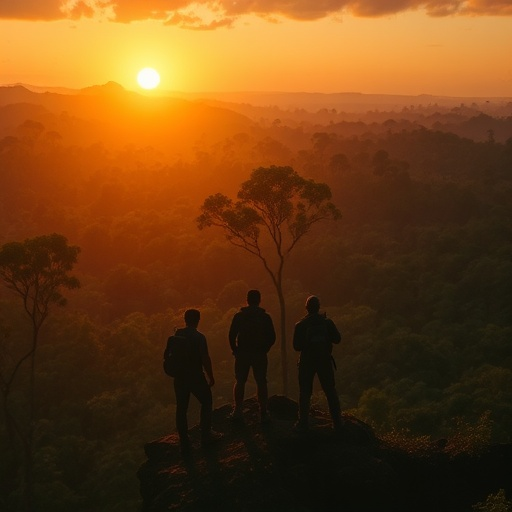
[{"x1": 1, "y1": 85, "x2": 512, "y2": 511}]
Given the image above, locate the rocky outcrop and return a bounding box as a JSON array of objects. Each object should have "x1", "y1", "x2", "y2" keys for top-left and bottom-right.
[{"x1": 138, "y1": 396, "x2": 512, "y2": 512}]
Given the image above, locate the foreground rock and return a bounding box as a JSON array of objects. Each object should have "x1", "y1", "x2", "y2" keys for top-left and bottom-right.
[{"x1": 138, "y1": 396, "x2": 512, "y2": 512}]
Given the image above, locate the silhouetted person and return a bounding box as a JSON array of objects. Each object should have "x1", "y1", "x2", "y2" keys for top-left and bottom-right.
[
  {"x1": 293, "y1": 295, "x2": 343, "y2": 431},
  {"x1": 229, "y1": 289, "x2": 276, "y2": 422},
  {"x1": 167, "y1": 309, "x2": 222, "y2": 452}
]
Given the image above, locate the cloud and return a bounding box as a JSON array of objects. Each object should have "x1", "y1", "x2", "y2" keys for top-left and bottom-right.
[
  {"x1": 164, "y1": 11, "x2": 235, "y2": 30},
  {"x1": 1, "y1": 0, "x2": 512, "y2": 25},
  {"x1": 99, "y1": 0, "x2": 190, "y2": 23},
  {"x1": 0, "y1": 0, "x2": 113, "y2": 21},
  {"x1": 461, "y1": 0, "x2": 512, "y2": 16},
  {"x1": 0, "y1": 0, "x2": 64, "y2": 21}
]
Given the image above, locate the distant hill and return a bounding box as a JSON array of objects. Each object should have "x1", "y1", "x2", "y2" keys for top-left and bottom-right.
[
  {"x1": 0, "y1": 83, "x2": 254, "y2": 154},
  {"x1": 4, "y1": 82, "x2": 512, "y2": 113},
  {"x1": 3, "y1": 83, "x2": 79, "y2": 95},
  {"x1": 160, "y1": 90, "x2": 512, "y2": 113},
  {"x1": 1, "y1": 83, "x2": 511, "y2": 147}
]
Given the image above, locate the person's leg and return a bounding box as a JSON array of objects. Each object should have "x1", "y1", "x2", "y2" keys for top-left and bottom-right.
[
  {"x1": 317, "y1": 357, "x2": 343, "y2": 429},
  {"x1": 297, "y1": 356, "x2": 315, "y2": 428},
  {"x1": 233, "y1": 352, "x2": 250, "y2": 415},
  {"x1": 190, "y1": 376, "x2": 223, "y2": 446},
  {"x1": 252, "y1": 352, "x2": 269, "y2": 418},
  {"x1": 174, "y1": 379, "x2": 191, "y2": 445},
  {"x1": 190, "y1": 376, "x2": 213, "y2": 435}
]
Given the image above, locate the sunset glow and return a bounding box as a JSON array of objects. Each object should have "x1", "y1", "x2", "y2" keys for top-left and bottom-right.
[{"x1": 0, "y1": 4, "x2": 511, "y2": 98}]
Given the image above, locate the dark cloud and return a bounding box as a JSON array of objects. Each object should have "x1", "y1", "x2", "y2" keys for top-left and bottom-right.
[
  {"x1": 0, "y1": 0, "x2": 64, "y2": 21},
  {"x1": 219, "y1": 0, "x2": 512, "y2": 19},
  {"x1": 1, "y1": 0, "x2": 511, "y2": 25},
  {"x1": 462, "y1": 0, "x2": 512, "y2": 16}
]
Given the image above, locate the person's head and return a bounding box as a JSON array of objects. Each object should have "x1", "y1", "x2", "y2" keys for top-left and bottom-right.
[
  {"x1": 247, "y1": 289, "x2": 261, "y2": 306},
  {"x1": 184, "y1": 309, "x2": 200, "y2": 327},
  {"x1": 305, "y1": 295, "x2": 320, "y2": 314}
]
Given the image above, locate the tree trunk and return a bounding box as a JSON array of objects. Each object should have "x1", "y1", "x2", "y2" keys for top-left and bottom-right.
[
  {"x1": 22, "y1": 328, "x2": 38, "y2": 512},
  {"x1": 23, "y1": 440, "x2": 34, "y2": 512}
]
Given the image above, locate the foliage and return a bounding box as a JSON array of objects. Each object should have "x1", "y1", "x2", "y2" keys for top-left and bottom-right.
[
  {"x1": 378, "y1": 410, "x2": 494, "y2": 459},
  {"x1": 379, "y1": 428, "x2": 433, "y2": 457},
  {"x1": 444, "y1": 411, "x2": 493, "y2": 457},
  {"x1": 1, "y1": 97, "x2": 512, "y2": 510},
  {"x1": 0, "y1": 233, "x2": 80, "y2": 511},
  {"x1": 473, "y1": 489, "x2": 512, "y2": 512},
  {"x1": 0, "y1": 234, "x2": 80, "y2": 325},
  {"x1": 197, "y1": 165, "x2": 341, "y2": 269}
]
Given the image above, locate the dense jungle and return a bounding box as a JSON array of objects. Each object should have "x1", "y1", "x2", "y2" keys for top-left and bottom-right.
[{"x1": 1, "y1": 84, "x2": 512, "y2": 511}]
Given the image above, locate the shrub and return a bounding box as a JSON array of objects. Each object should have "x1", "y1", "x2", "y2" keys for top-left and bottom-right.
[{"x1": 472, "y1": 489, "x2": 512, "y2": 512}]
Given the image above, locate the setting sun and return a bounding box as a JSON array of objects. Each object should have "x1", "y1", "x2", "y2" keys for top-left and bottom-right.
[{"x1": 137, "y1": 67, "x2": 160, "y2": 90}]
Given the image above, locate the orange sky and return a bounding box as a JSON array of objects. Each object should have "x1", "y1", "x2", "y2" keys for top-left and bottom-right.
[{"x1": 1, "y1": 1, "x2": 511, "y2": 97}]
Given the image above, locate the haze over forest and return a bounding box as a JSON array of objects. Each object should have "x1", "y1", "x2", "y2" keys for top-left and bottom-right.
[{"x1": 1, "y1": 83, "x2": 512, "y2": 511}]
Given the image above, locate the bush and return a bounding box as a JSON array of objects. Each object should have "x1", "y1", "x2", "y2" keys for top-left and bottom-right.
[{"x1": 473, "y1": 489, "x2": 512, "y2": 512}]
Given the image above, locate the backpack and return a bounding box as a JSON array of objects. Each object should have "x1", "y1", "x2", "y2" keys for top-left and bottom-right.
[{"x1": 163, "y1": 334, "x2": 188, "y2": 377}]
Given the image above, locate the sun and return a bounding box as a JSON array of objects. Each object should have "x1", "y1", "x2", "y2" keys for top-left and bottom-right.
[{"x1": 137, "y1": 67, "x2": 161, "y2": 90}]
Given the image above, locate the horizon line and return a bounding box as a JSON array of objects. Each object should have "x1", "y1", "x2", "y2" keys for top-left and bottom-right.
[{"x1": 2, "y1": 82, "x2": 512, "y2": 101}]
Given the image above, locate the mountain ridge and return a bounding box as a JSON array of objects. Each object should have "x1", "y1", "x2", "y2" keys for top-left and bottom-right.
[
  {"x1": 3, "y1": 82, "x2": 511, "y2": 113},
  {"x1": 0, "y1": 83, "x2": 254, "y2": 154}
]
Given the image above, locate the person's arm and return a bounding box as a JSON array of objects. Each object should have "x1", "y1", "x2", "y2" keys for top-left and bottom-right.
[
  {"x1": 203, "y1": 355, "x2": 215, "y2": 386},
  {"x1": 163, "y1": 336, "x2": 172, "y2": 359},
  {"x1": 265, "y1": 314, "x2": 276, "y2": 352},
  {"x1": 292, "y1": 322, "x2": 303, "y2": 352},
  {"x1": 327, "y1": 319, "x2": 342, "y2": 345},
  {"x1": 199, "y1": 335, "x2": 215, "y2": 386},
  {"x1": 228, "y1": 314, "x2": 239, "y2": 355}
]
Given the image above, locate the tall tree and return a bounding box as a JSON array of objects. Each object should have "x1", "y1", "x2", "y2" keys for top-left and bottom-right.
[
  {"x1": 197, "y1": 166, "x2": 340, "y2": 395},
  {"x1": 0, "y1": 233, "x2": 80, "y2": 512}
]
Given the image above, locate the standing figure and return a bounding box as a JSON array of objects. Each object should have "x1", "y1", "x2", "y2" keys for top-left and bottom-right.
[
  {"x1": 166, "y1": 309, "x2": 222, "y2": 452},
  {"x1": 229, "y1": 289, "x2": 276, "y2": 422},
  {"x1": 293, "y1": 295, "x2": 343, "y2": 430}
]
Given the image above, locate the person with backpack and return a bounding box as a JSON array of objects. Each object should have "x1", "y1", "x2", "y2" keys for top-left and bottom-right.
[
  {"x1": 229, "y1": 289, "x2": 276, "y2": 423},
  {"x1": 293, "y1": 295, "x2": 343, "y2": 431},
  {"x1": 164, "y1": 308, "x2": 222, "y2": 452}
]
